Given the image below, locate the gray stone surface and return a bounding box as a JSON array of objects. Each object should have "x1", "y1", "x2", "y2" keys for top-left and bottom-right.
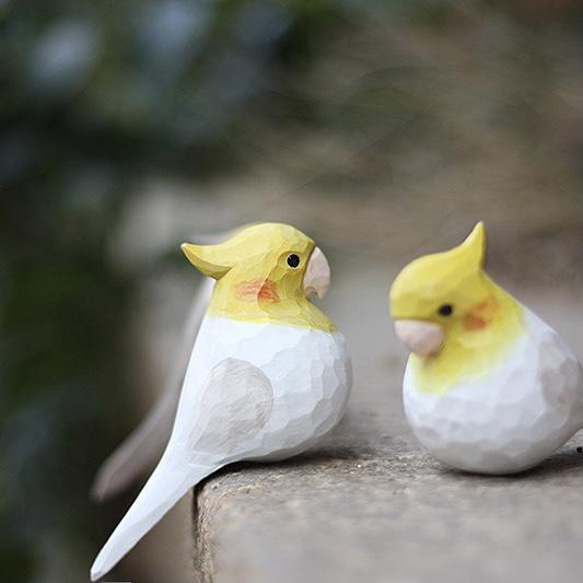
[{"x1": 191, "y1": 257, "x2": 583, "y2": 583}]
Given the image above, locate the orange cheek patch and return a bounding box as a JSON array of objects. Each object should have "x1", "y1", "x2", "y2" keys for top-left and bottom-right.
[
  {"x1": 463, "y1": 296, "x2": 498, "y2": 331},
  {"x1": 236, "y1": 279, "x2": 280, "y2": 303},
  {"x1": 463, "y1": 314, "x2": 487, "y2": 330}
]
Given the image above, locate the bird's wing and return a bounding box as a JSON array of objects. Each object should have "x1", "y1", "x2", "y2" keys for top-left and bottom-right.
[
  {"x1": 91, "y1": 276, "x2": 215, "y2": 502},
  {"x1": 90, "y1": 358, "x2": 273, "y2": 581},
  {"x1": 186, "y1": 357, "x2": 274, "y2": 459}
]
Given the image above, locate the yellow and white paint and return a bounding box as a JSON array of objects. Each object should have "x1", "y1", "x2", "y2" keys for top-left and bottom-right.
[
  {"x1": 390, "y1": 222, "x2": 583, "y2": 474},
  {"x1": 91, "y1": 223, "x2": 352, "y2": 580},
  {"x1": 391, "y1": 222, "x2": 525, "y2": 395}
]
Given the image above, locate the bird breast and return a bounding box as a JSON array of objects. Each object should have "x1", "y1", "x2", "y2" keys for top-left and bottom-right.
[
  {"x1": 403, "y1": 309, "x2": 583, "y2": 473},
  {"x1": 178, "y1": 315, "x2": 352, "y2": 461}
]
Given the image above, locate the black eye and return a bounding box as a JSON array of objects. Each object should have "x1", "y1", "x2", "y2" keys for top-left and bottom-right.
[
  {"x1": 287, "y1": 254, "x2": 300, "y2": 268},
  {"x1": 438, "y1": 304, "x2": 454, "y2": 317}
]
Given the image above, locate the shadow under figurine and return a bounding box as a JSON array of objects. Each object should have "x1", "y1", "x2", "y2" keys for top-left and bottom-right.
[
  {"x1": 390, "y1": 222, "x2": 583, "y2": 475},
  {"x1": 90, "y1": 223, "x2": 352, "y2": 580}
]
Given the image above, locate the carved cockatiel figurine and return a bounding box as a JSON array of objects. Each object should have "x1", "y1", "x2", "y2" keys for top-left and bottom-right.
[
  {"x1": 91, "y1": 223, "x2": 352, "y2": 580},
  {"x1": 390, "y1": 222, "x2": 583, "y2": 474}
]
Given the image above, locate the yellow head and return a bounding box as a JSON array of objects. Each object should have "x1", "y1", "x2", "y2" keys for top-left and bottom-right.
[
  {"x1": 182, "y1": 223, "x2": 335, "y2": 331},
  {"x1": 390, "y1": 222, "x2": 524, "y2": 392}
]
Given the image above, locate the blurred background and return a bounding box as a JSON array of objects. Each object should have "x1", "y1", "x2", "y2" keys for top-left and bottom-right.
[{"x1": 2, "y1": 0, "x2": 583, "y2": 581}]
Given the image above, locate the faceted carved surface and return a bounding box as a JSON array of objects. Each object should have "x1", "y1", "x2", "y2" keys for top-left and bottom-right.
[
  {"x1": 404, "y1": 309, "x2": 583, "y2": 474},
  {"x1": 391, "y1": 223, "x2": 583, "y2": 474},
  {"x1": 185, "y1": 316, "x2": 352, "y2": 464}
]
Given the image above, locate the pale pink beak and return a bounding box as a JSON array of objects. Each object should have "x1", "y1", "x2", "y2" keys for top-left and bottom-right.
[
  {"x1": 394, "y1": 320, "x2": 444, "y2": 356},
  {"x1": 303, "y1": 247, "x2": 331, "y2": 299}
]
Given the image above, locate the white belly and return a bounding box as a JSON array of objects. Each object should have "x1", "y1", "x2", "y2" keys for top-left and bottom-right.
[
  {"x1": 178, "y1": 315, "x2": 352, "y2": 462},
  {"x1": 404, "y1": 310, "x2": 583, "y2": 474}
]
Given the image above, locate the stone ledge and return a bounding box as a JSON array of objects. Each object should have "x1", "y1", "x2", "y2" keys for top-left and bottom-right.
[{"x1": 193, "y1": 442, "x2": 583, "y2": 583}]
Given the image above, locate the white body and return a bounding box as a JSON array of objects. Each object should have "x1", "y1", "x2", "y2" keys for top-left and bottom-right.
[
  {"x1": 403, "y1": 309, "x2": 583, "y2": 474},
  {"x1": 175, "y1": 315, "x2": 352, "y2": 463}
]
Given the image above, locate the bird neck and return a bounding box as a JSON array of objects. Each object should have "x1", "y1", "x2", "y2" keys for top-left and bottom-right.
[
  {"x1": 206, "y1": 277, "x2": 337, "y2": 332},
  {"x1": 411, "y1": 276, "x2": 525, "y2": 395}
]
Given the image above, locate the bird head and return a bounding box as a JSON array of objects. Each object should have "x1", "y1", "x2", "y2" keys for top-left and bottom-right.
[
  {"x1": 181, "y1": 223, "x2": 330, "y2": 304},
  {"x1": 390, "y1": 222, "x2": 493, "y2": 357}
]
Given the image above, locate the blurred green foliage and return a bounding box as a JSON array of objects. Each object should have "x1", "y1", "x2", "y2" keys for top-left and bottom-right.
[
  {"x1": 1, "y1": 0, "x2": 351, "y2": 181},
  {"x1": 1, "y1": 0, "x2": 583, "y2": 581},
  {"x1": 0, "y1": 1, "x2": 364, "y2": 580}
]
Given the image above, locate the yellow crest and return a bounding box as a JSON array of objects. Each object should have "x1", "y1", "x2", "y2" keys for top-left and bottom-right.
[{"x1": 390, "y1": 222, "x2": 487, "y2": 322}]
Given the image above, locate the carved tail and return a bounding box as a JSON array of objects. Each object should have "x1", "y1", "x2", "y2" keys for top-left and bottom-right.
[{"x1": 90, "y1": 453, "x2": 217, "y2": 581}]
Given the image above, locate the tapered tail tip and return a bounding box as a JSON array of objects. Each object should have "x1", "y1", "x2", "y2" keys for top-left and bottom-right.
[
  {"x1": 91, "y1": 551, "x2": 112, "y2": 581},
  {"x1": 90, "y1": 564, "x2": 104, "y2": 581}
]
